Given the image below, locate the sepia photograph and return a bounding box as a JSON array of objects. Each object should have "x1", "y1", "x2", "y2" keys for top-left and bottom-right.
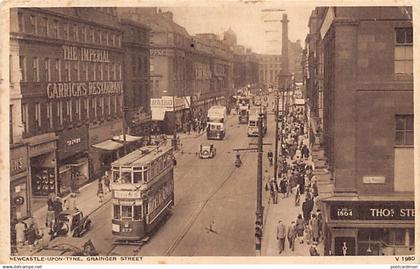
[{"x1": 2, "y1": 0, "x2": 417, "y2": 264}]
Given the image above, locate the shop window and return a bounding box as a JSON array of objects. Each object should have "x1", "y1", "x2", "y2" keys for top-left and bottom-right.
[
  {"x1": 121, "y1": 206, "x2": 132, "y2": 219},
  {"x1": 395, "y1": 28, "x2": 413, "y2": 76},
  {"x1": 133, "y1": 206, "x2": 142, "y2": 220},
  {"x1": 113, "y1": 205, "x2": 120, "y2": 219},
  {"x1": 32, "y1": 57, "x2": 39, "y2": 82}
]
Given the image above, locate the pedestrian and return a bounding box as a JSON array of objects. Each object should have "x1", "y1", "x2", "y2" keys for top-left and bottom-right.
[
  {"x1": 52, "y1": 197, "x2": 63, "y2": 223},
  {"x1": 309, "y1": 242, "x2": 320, "y2": 256},
  {"x1": 276, "y1": 220, "x2": 286, "y2": 254},
  {"x1": 312, "y1": 178, "x2": 319, "y2": 198},
  {"x1": 103, "y1": 171, "x2": 111, "y2": 194},
  {"x1": 46, "y1": 193, "x2": 55, "y2": 231},
  {"x1": 264, "y1": 170, "x2": 271, "y2": 191},
  {"x1": 302, "y1": 197, "x2": 314, "y2": 224},
  {"x1": 15, "y1": 220, "x2": 26, "y2": 248},
  {"x1": 97, "y1": 178, "x2": 104, "y2": 203},
  {"x1": 310, "y1": 213, "x2": 320, "y2": 243},
  {"x1": 269, "y1": 178, "x2": 278, "y2": 204},
  {"x1": 287, "y1": 221, "x2": 297, "y2": 251},
  {"x1": 294, "y1": 184, "x2": 301, "y2": 206},
  {"x1": 279, "y1": 176, "x2": 287, "y2": 198},
  {"x1": 296, "y1": 214, "x2": 305, "y2": 244},
  {"x1": 25, "y1": 222, "x2": 36, "y2": 252}
]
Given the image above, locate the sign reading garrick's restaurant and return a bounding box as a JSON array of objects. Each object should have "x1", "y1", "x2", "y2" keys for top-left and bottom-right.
[{"x1": 46, "y1": 45, "x2": 123, "y2": 99}]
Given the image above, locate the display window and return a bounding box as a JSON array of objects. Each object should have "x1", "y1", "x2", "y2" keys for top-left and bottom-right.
[{"x1": 31, "y1": 167, "x2": 55, "y2": 196}]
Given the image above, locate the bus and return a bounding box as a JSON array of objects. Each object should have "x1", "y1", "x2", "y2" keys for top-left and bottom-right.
[
  {"x1": 247, "y1": 106, "x2": 267, "y2": 137},
  {"x1": 207, "y1": 105, "x2": 227, "y2": 140},
  {"x1": 110, "y1": 144, "x2": 174, "y2": 243}
]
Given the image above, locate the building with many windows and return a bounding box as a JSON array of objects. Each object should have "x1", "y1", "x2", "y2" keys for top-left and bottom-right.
[
  {"x1": 9, "y1": 7, "x2": 125, "y2": 214},
  {"x1": 257, "y1": 54, "x2": 282, "y2": 89},
  {"x1": 307, "y1": 7, "x2": 414, "y2": 256}
]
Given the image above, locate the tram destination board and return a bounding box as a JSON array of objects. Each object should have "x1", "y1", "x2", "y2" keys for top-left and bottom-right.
[{"x1": 330, "y1": 201, "x2": 414, "y2": 221}]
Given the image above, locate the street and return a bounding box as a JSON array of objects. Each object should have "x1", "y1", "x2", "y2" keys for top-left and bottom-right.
[{"x1": 77, "y1": 111, "x2": 276, "y2": 256}]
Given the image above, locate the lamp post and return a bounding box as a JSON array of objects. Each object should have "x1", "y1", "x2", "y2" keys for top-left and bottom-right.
[{"x1": 172, "y1": 95, "x2": 178, "y2": 151}]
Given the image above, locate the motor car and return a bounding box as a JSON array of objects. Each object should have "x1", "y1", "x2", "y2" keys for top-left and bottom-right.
[
  {"x1": 199, "y1": 144, "x2": 216, "y2": 159},
  {"x1": 52, "y1": 209, "x2": 92, "y2": 238}
]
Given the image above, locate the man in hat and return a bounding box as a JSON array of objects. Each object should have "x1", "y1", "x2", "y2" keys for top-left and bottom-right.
[
  {"x1": 287, "y1": 221, "x2": 297, "y2": 251},
  {"x1": 309, "y1": 242, "x2": 320, "y2": 256},
  {"x1": 276, "y1": 220, "x2": 286, "y2": 254}
]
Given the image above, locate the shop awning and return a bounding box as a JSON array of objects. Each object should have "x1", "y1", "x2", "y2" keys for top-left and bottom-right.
[
  {"x1": 91, "y1": 140, "x2": 123, "y2": 151},
  {"x1": 112, "y1": 134, "x2": 143, "y2": 143}
]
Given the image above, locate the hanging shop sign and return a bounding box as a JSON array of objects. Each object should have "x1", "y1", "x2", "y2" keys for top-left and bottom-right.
[
  {"x1": 57, "y1": 126, "x2": 88, "y2": 160},
  {"x1": 330, "y1": 201, "x2": 414, "y2": 221}
]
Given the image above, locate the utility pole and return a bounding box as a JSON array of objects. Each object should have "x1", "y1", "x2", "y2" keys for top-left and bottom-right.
[
  {"x1": 172, "y1": 95, "x2": 177, "y2": 151},
  {"x1": 273, "y1": 91, "x2": 279, "y2": 184},
  {"x1": 255, "y1": 113, "x2": 264, "y2": 256},
  {"x1": 122, "y1": 97, "x2": 128, "y2": 156}
]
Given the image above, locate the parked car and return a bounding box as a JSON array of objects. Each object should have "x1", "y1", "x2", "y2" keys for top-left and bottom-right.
[
  {"x1": 199, "y1": 144, "x2": 216, "y2": 159},
  {"x1": 52, "y1": 209, "x2": 92, "y2": 238}
]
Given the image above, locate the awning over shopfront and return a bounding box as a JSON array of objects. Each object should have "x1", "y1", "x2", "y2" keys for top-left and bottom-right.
[
  {"x1": 91, "y1": 140, "x2": 124, "y2": 151},
  {"x1": 112, "y1": 134, "x2": 143, "y2": 143}
]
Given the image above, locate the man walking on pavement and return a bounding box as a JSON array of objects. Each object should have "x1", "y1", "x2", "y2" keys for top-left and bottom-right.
[
  {"x1": 287, "y1": 221, "x2": 297, "y2": 251},
  {"x1": 276, "y1": 220, "x2": 286, "y2": 254}
]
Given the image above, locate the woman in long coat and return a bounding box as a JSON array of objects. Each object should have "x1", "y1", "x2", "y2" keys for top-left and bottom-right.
[{"x1": 295, "y1": 214, "x2": 305, "y2": 244}]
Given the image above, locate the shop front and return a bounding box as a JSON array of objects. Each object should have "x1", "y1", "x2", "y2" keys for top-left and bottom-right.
[
  {"x1": 150, "y1": 96, "x2": 185, "y2": 134},
  {"x1": 10, "y1": 143, "x2": 30, "y2": 222},
  {"x1": 57, "y1": 126, "x2": 89, "y2": 195},
  {"x1": 322, "y1": 198, "x2": 415, "y2": 256},
  {"x1": 23, "y1": 133, "x2": 58, "y2": 203},
  {"x1": 89, "y1": 119, "x2": 123, "y2": 179}
]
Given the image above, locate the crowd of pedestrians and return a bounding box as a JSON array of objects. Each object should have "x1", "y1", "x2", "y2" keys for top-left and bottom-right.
[{"x1": 268, "y1": 106, "x2": 323, "y2": 256}]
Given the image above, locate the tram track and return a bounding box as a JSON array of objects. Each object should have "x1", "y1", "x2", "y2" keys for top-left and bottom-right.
[{"x1": 163, "y1": 136, "x2": 257, "y2": 256}]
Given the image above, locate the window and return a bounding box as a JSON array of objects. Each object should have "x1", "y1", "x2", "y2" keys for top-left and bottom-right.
[
  {"x1": 75, "y1": 98, "x2": 81, "y2": 120},
  {"x1": 18, "y1": 12, "x2": 24, "y2": 32},
  {"x1": 99, "y1": 30, "x2": 102, "y2": 44},
  {"x1": 90, "y1": 27, "x2": 95, "y2": 43},
  {"x1": 83, "y1": 62, "x2": 89, "y2": 81},
  {"x1": 57, "y1": 100, "x2": 63, "y2": 126},
  {"x1": 113, "y1": 205, "x2": 120, "y2": 219},
  {"x1": 114, "y1": 95, "x2": 118, "y2": 114},
  {"x1": 113, "y1": 64, "x2": 117, "y2": 80},
  {"x1": 44, "y1": 58, "x2": 51, "y2": 82},
  {"x1": 66, "y1": 99, "x2": 72, "y2": 122},
  {"x1": 55, "y1": 59, "x2": 61, "y2": 81},
  {"x1": 84, "y1": 97, "x2": 89, "y2": 119},
  {"x1": 93, "y1": 97, "x2": 97, "y2": 119},
  {"x1": 82, "y1": 26, "x2": 87, "y2": 42},
  {"x1": 133, "y1": 206, "x2": 142, "y2": 220},
  {"x1": 21, "y1": 103, "x2": 29, "y2": 133},
  {"x1": 105, "y1": 31, "x2": 109, "y2": 46},
  {"x1": 121, "y1": 206, "x2": 132, "y2": 219},
  {"x1": 395, "y1": 28, "x2": 413, "y2": 75},
  {"x1": 107, "y1": 95, "x2": 111, "y2": 116},
  {"x1": 51, "y1": 20, "x2": 58, "y2": 38},
  {"x1": 118, "y1": 64, "x2": 122, "y2": 80},
  {"x1": 100, "y1": 63, "x2": 104, "y2": 80},
  {"x1": 10, "y1": 105, "x2": 13, "y2": 143},
  {"x1": 144, "y1": 56, "x2": 148, "y2": 73},
  {"x1": 74, "y1": 61, "x2": 80, "y2": 81},
  {"x1": 35, "y1": 102, "x2": 41, "y2": 128},
  {"x1": 395, "y1": 115, "x2": 413, "y2": 146},
  {"x1": 92, "y1": 62, "x2": 96, "y2": 80},
  {"x1": 64, "y1": 61, "x2": 71, "y2": 81},
  {"x1": 74, "y1": 24, "x2": 79, "y2": 41},
  {"x1": 32, "y1": 57, "x2": 39, "y2": 82},
  {"x1": 47, "y1": 102, "x2": 53, "y2": 129},
  {"x1": 29, "y1": 15, "x2": 37, "y2": 34},
  {"x1": 105, "y1": 63, "x2": 110, "y2": 80},
  {"x1": 19, "y1": 56, "x2": 26, "y2": 82},
  {"x1": 42, "y1": 17, "x2": 48, "y2": 36},
  {"x1": 100, "y1": 96, "x2": 105, "y2": 115}
]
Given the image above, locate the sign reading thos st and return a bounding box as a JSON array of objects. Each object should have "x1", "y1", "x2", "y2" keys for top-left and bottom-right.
[{"x1": 330, "y1": 201, "x2": 414, "y2": 221}]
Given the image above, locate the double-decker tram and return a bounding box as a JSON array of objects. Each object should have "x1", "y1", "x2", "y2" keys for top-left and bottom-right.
[{"x1": 110, "y1": 144, "x2": 174, "y2": 244}]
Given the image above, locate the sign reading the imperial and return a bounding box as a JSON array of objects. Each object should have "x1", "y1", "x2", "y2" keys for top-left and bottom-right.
[
  {"x1": 63, "y1": 45, "x2": 110, "y2": 63},
  {"x1": 330, "y1": 201, "x2": 414, "y2": 221}
]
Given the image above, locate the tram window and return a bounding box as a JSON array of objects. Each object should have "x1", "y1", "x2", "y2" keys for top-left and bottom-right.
[
  {"x1": 143, "y1": 171, "x2": 149, "y2": 182},
  {"x1": 121, "y1": 171, "x2": 131, "y2": 184},
  {"x1": 112, "y1": 169, "x2": 119, "y2": 182},
  {"x1": 121, "y1": 205, "x2": 133, "y2": 219},
  {"x1": 133, "y1": 171, "x2": 141, "y2": 183},
  {"x1": 113, "y1": 205, "x2": 120, "y2": 219},
  {"x1": 133, "y1": 205, "x2": 142, "y2": 220}
]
